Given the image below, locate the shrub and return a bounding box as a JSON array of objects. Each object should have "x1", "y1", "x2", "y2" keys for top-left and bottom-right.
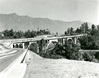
[
  {"x1": 66, "y1": 44, "x2": 81, "y2": 60},
  {"x1": 50, "y1": 54, "x2": 64, "y2": 59},
  {"x1": 30, "y1": 43, "x2": 37, "y2": 53},
  {"x1": 79, "y1": 35, "x2": 99, "y2": 50},
  {"x1": 53, "y1": 43, "x2": 64, "y2": 55},
  {"x1": 95, "y1": 52, "x2": 99, "y2": 61},
  {"x1": 92, "y1": 58, "x2": 98, "y2": 63},
  {"x1": 41, "y1": 49, "x2": 64, "y2": 59},
  {"x1": 64, "y1": 41, "x2": 81, "y2": 60},
  {"x1": 82, "y1": 52, "x2": 93, "y2": 62}
]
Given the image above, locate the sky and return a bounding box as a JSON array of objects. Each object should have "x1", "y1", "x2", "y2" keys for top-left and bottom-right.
[{"x1": 0, "y1": 0, "x2": 99, "y2": 25}]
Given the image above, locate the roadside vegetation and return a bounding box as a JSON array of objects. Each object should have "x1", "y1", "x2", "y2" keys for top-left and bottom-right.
[
  {"x1": 29, "y1": 23, "x2": 99, "y2": 63},
  {"x1": 1, "y1": 22, "x2": 99, "y2": 63}
]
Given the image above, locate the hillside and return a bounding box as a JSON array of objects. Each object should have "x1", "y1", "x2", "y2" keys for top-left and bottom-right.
[
  {"x1": 0, "y1": 13, "x2": 91, "y2": 34},
  {"x1": 25, "y1": 51, "x2": 99, "y2": 78}
]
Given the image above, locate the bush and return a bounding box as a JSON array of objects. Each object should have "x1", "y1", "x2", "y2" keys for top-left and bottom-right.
[
  {"x1": 82, "y1": 52, "x2": 93, "y2": 62},
  {"x1": 79, "y1": 35, "x2": 99, "y2": 50},
  {"x1": 45, "y1": 41, "x2": 82, "y2": 60},
  {"x1": 50, "y1": 54, "x2": 64, "y2": 59},
  {"x1": 53, "y1": 43, "x2": 64, "y2": 55},
  {"x1": 65, "y1": 44, "x2": 81, "y2": 60},
  {"x1": 40, "y1": 50, "x2": 64, "y2": 59},
  {"x1": 30, "y1": 43, "x2": 37, "y2": 53},
  {"x1": 95, "y1": 52, "x2": 99, "y2": 61},
  {"x1": 82, "y1": 52, "x2": 99, "y2": 63},
  {"x1": 92, "y1": 58, "x2": 98, "y2": 63}
]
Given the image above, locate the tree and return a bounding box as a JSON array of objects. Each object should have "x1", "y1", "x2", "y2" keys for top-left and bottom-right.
[
  {"x1": 13, "y1": 31, "x2": 24, "y2": 38},
  {"x1": 36, "y1": 29, "x2": 50, "y2": 35},
  {"x1": 45, "y1": 29, "x2": 50, "y2": 34},
  {"x1": 70, "y1": 27, "x2": 73, "y2": 35},
  {"x1": 79, "y1": 35, "x2": 98, "y2": 49},
  {"x1": 24, "y1": 30, "x2": 31, "y2": 38},
  {"x1": 9, "y1": 29, "x2": 14, "y2": 37},
  {"x1": 38, "y1": 39, "x2": 46, "y2": 55},
  {"x1": 3, "y1": 29, "x2": 14, "y2": 38},
  {"x1": 67, "y1": 28, "x2": 70, "y2": 35},
  {"x1": 64, "y1": 40, "x2": 80, "y2": 60},
  {"x1": 3, "y1": 29, "x2": 9, "y2": 38},
  {"x1": 90, "y1": 24, "x2": 97, "y2": 36},
  {"x1": 31, "y1": 30, "x2": 37, "y2": 37},
  {"x1": 97, "y1": 25, "x2": 99, "y2": 30},
  {"x1": 91, "y1": 24, "x2": 96, "y2": 30},
  {"x1": 75, "y1": 28, "x2": 81, "y2": 33},
  {"x1": 80, "y1": 24, "x2": 84, "y2": 33},
  {"x1": 80, "y1": 22, "x2": 89, "y2": 33},
  {"x1": 64, "y1": 31, "x2": 67, "y2": 35},
  {"x1": 79, "y1": 36, "x2": 88, "y2": 49}
]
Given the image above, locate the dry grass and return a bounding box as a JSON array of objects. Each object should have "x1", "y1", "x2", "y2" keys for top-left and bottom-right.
[{"x1": 24, "y1": 51, "x2": 99, "y2": 78}]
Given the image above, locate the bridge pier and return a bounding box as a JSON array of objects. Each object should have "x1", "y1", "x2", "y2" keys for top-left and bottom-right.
[
  {"x1": 36, "y1": 41, "x2": 40, "y2": 53},
  {"x1": 28, "y1": 42, "x2": 36, "y2": 49},
  {"x1": 61, "y1": 38, "x2": 64, "y2": 44},
  {"x1": 9, "y1": 43, "x2": 13, "y2": 48},
  {"x1": 37, "y1": 44, "x2": 39, "y2": 53},
  {"x1": 63, "y1": 38, "x2": 67, "y2": 44},
  {"x1": 44, "y1": 40, "x2": 49, "y2": 53},
  {"x1": 74, "y1": 37, "x2": 77, "y2": 44},
  {"x1": 58, "y1": 38, "x2": 63, "y2": 45},
  {"x1": 22, "y1": 43, "x2": 25, "y2": 49},
  {"x1": 13, "y1": 43, "x2": 16, "y2": 48},
  {"x1": 44, "y1": 40, "x2": 50, "y2": 52}
]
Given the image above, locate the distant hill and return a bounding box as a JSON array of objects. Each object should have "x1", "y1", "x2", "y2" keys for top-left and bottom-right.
[{"x1": 0, "y1": 13, "x2": 92, "y2": 34}]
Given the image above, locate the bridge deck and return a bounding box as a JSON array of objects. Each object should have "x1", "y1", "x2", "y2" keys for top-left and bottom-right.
[{"x1": 0, "y1": 34, "x2": 87, "y2": 43}]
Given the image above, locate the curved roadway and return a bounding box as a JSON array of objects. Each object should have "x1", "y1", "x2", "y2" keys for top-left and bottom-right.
[{"x1": 0, "y1": 49, "x2": 24, "y2": 72}]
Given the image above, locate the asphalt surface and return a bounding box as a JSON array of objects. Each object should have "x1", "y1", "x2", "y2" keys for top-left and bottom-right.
[{"x1": 0, "y1": 49, "x2": 24, "y2": 72}]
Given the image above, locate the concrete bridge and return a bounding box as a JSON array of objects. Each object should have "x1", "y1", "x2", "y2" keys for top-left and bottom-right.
[{"x1": 0, "y1": 34, "x2": 87, "y2": 53}]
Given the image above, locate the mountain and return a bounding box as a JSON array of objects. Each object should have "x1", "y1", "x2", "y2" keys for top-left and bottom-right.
[{"x1": 0, "y1": 13, "x2": 91, "y2": 34}]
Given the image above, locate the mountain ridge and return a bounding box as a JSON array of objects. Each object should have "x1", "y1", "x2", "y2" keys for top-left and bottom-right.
[{"x1": 0, "y1": 13, "x2": 92, "y2": 34}]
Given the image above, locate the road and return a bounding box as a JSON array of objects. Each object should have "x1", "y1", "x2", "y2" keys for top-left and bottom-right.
[{"x1": 0, "y1": 49, "x2": 24, "y2": 72}]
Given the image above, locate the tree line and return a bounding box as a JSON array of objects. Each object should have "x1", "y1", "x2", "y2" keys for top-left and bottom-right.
[
  {"x1": 64, "y1": 22, "x2": 99, "y2": 35},
  {"x1": 0, "y1": 29, "x2": 50, "y2": 39},
  {"x1": 65, "y1": 22, "x2": 99, "y2": 50}
]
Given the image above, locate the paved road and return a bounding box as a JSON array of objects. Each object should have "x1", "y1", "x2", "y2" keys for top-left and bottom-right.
[{"x1": 0, "y1": 49, "x2": 24, "y2": 72}]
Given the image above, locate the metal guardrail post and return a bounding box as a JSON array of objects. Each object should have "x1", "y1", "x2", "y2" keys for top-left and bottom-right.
[
  {"x1": 21, "y1": 43, "x2": 31, "y2": 63},
  {"x1": 21, "y1": 49, "x2": 28, "y2": 63}
]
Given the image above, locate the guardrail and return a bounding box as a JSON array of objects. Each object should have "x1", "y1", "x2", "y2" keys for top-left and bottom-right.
[
  {"x1": 21, "y1": 49, "x2": 28, "y2": 63},
  {"x1": 0, "y1": 49, "x2": 30, "y2": 78}
]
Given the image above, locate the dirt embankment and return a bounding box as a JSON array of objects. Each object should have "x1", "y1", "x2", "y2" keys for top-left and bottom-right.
[{"x1": 24, "y1": 51, "x2": 99, "y2": 78}]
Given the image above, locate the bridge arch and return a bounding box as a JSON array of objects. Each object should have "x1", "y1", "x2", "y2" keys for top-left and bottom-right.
[{"x1": 67, "y1": 38, "x2": 74, "y2": 44}]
